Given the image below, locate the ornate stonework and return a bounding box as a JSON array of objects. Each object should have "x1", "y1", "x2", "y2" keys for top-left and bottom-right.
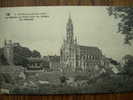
[{"x1": 60, "y1": 15, "x2": 106, "y2": 72}]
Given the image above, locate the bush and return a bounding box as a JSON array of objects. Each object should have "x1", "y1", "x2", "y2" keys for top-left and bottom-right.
[{"x1": 59, "y1": 76, "x2": 67, "y2": 84}]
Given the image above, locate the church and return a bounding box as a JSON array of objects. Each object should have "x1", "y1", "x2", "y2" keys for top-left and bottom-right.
[{"x1": 60, "y1": 15, "x2": 108, "y2": 72}]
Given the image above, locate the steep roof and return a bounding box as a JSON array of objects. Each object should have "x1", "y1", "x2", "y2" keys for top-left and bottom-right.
[
  {"x1": 78, "y1": 45, "x2": 102, "y2": 55},
  {"x1": 27, "y1": 57, "x2": 44, "y2": 63}
]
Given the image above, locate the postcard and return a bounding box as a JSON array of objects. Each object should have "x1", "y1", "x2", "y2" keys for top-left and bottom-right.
[{"x1": 0, "y1": 6, "x2": 133, "y2": 94}]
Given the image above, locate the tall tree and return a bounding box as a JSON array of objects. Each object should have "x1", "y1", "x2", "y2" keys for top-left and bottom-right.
[
  {"x1": 13, "y1": 44, "x2": 41, "y2": 66},
  {"x1": 107, "y1": 7, "x2": 133, "y2": 45}
]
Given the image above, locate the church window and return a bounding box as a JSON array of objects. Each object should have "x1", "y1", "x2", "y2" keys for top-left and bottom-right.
[
  {"x1": 84, "y1": 56, "x2": 86, "y2": 59},
  {"x1": 90, "y1": 56, "x2": 92, "y2": 59}
]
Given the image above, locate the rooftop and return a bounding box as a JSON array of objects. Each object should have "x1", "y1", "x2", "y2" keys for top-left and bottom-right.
[{"x1": 79, "y1": 45, "x2": 102, "y2": 55}]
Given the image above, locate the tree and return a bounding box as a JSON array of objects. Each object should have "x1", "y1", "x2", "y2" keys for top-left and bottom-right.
[
  {"x1": 122, "y1": 55, "x2": 133, "y2": 75},
  {"x1": 59, "y1": 76, "x2": 67, "y2": 85},
  {"x1": 32, "y1": 50, "x2": 41, "y2": 58},
  {"x1": 13, "y1": 44, "x2": 41, "y2": 67},
  {"x1": 107, "y1": 7, "x2": 133, "y2": 45},
  {"x1": 108, "y1": 58, "x2": 119, "y2": 65},
  {"x1": 13, "y1": 53, "x2": 29, "y2": 67},
  {"x1": 14, "y1": 46, "x2": 32, "y2": 58},
  {"x1": 0, "y1": 43, "x2": 42, "y2": 67}
]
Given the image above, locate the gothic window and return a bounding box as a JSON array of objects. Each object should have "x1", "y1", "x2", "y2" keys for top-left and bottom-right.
[
  {"x1": 93, "y1": 56, "x2": 94, "y2": 60},
  {"x1": 84, "y1": 56, "x2": 86, "y2": 60},
  {"x1": 93, "y1": 56, "x2": 95, "y2": 60},
  {"x1": 83, "y1": 56, "x2": 85, "y2": 60}
]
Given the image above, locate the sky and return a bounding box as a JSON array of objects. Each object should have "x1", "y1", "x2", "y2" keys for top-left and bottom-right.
[{"x1": 0, "y1": 6, "x2": 133, "y2": 61}]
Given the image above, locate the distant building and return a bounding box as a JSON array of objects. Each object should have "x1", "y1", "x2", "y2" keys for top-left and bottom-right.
[
  {"x1": 121, "y1": 55, "x2": 133, "y2": 65},
  {"x1": 60, "y1": 15, "x2": 109, "y2": 72},
  {"x1": 27, "y1": 57, "x2": 46, "y2": 70},
  {"x1": 3, "y1": 40, "x2": 14, "y2": 65},
  {"x1": 3, "y1": 40, "x2": 21, "y2": 65},
  {"x1": 120, "y1": 55, "x2": 133, "y2": 68},
  {"x1": 27, "y1": 56, "x2": 60, "y2": 72},
  {"x1": 47, "y1": 55, "x2": 60, "y2": 71}
]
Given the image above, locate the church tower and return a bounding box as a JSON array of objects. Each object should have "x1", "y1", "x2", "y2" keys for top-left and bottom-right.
[
  {"x1": 66, "y1": 14, "x2": 74, "y2": 44},
  {"x1": 60, "y1": 14, "x2": 78, "y2": 72}
]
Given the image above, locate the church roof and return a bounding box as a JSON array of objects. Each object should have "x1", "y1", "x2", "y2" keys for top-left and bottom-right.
[
  {"x1": 48, "y1": 56, "x2": 60, "y2": 62},
  {"x1": 27, "y1": 57, "x2": 44, "y2": 63},
  {"x1": 78, "y1": 45, "x2": 102, "y2": 55}
]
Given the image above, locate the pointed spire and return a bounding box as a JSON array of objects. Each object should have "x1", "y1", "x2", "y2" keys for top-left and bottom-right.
[
  {"x1": 68, "y1": 12, "x2": 72, "y2": 23},
  {"x1": 69, "y1": 12, "x2": 71, "y2": 19}
]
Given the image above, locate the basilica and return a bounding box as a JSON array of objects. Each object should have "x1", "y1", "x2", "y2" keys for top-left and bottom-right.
[{"x1": 60, "y1": 15, "x2": 109, "y2": 72}]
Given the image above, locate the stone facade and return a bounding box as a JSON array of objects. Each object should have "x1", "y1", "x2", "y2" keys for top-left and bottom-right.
[
  {"x1": 60, "y1": 15, "x2": 78, "y2": 72},
  {"x1": 43, "y1": 56, "x2": 60, "y2": 71},
  {"x1": 60, "y1": 15, "x2": 108, "y2": 72}
]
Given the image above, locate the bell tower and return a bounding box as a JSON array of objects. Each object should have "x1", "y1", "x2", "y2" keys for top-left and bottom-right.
[{"x1": 60, "y1": 14, "x2": 78, "y2": 72}]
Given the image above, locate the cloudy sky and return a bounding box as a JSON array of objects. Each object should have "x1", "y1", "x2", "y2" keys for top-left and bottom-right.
[{"x1": 0, "y1": 6, "x2": 133, "y2": 61}]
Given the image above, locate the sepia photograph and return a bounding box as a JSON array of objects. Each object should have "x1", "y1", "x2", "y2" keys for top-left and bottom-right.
[{"x1": 0, "y1": 6, "x2": 133, "y2": 95}]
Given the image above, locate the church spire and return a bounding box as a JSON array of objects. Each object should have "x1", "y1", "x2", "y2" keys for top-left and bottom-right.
[
  {"x1": 69, "y1": 12, "x2": 71, "y2": 18},
  {"x1": 68, "y1": 12, "x2": 72, "y2": 23},
  {"x1": 66, "y1": 13, "x2": 74, "y2": 43}
]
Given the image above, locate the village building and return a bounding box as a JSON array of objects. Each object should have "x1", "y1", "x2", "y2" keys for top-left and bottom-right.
[
  {"x1": 27, "y1": 57, "x2": 46, "y2": 71},
  {"x1": 27, "y1": 55, "x2": 60, "y2": 72}
]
